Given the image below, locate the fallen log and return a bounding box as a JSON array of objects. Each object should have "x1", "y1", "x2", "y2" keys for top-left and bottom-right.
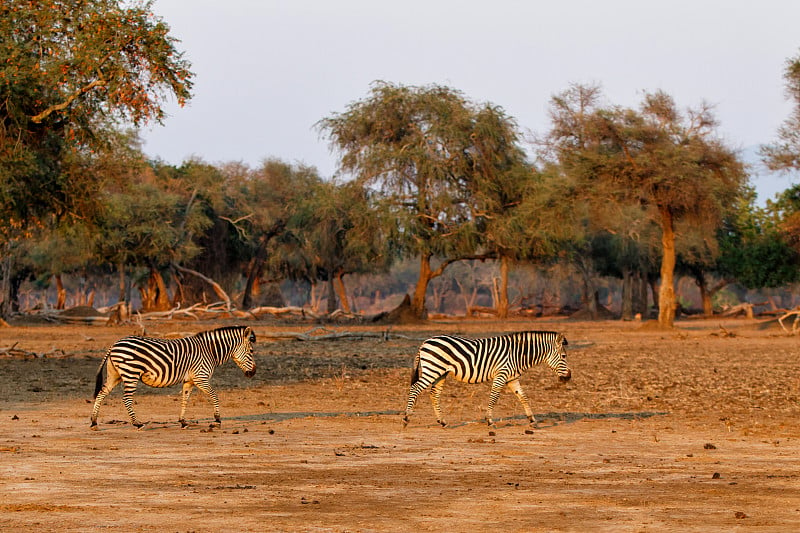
[
  {"x1": 0, "y1": 342, "x2": 68, "y2": 359},
  {"x1": 719, "y1": 303, "x2": 755, "y2": 319},
  {"x1": 778, "y1": 308, "x2": 800, "y2": 334},
  {"x1": 258, "y1": 326, "x2": 418, "y2": 342}
]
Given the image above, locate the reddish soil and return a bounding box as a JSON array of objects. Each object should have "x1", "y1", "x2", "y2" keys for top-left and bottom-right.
[{"x1": 0, "y1": 317, "x2": 798, "y2": 531}]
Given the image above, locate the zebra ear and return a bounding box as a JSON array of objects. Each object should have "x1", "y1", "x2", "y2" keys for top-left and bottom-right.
[
  {"x1": 244, "y1": 326, "x2": 256, "y2": 343},
  {"x1": 557, "y1": 333, "x2": 568, "y2": 346}
]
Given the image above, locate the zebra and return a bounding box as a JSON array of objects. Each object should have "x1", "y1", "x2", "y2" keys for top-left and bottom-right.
[
  {"x1": 90, "y1": 325, "x2": 257, "y2": 430},
  {"x1": 402, "y1": 331, "x2": 571, "y2": 429}
]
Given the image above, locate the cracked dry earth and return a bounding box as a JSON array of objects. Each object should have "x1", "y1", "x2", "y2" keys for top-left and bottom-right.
[{"x1": 0, "y1": 317, "x2": 799, "y2": 531}]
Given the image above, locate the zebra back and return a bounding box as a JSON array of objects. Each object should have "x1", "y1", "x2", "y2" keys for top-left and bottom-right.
[
  {"x1": 419, "y1": 330, "x2": 567, "y2": 384},
  {"x1": 106, "y1": 325, "x2": 255, "y2": 383}
]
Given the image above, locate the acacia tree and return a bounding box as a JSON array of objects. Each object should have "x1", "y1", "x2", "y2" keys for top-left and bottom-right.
[
  {"x1": 544, "y1": 84, "x2": 747, "y2": 328},
  {"x1": 96, "y1": 164, "x2": 212, "y2": 312},
  {"x1": 290, "y1": 179, "x2": 391, "y2": 314},
  {"x1": 0, "y1": 0, "x2": 192, "y2": 316},
  {"x1": 221, "y1": 160, "x2": 321, "y2": 310},
  {"x1": 466, "y1": 105, "x2": 547, "y2": 318},
  {"x1": 319, "y1": 82, "x2": 526, "y2": 318},
  {"x1": 762, "y1": 50, "x2": 800, "y2": 171}
]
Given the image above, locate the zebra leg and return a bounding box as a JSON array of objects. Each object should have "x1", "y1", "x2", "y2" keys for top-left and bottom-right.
[
  {"x1": 179, "y1": 382, "x2": 194, "y2": 428},
  {"x1": 507, "y1": 379, "x2": 536, "y2": 426},
  {"x1": 121, "y1": 379, "x2": 145, "y2": 429},
  {"x1": 429, "y1": 377, "x2": 448, "y2": 428},
  {"x1": 486, "y1": 375, "x2": 508, "y2": 428},
  {"x1": 194, "y1": 380, "x2": 222, "y2": 427},
  {"x1": 402, "y1": 380, "x2": 430, "y2": 428},
  {"x1": 90, "y1": 364, "x2": 121, "y2": 429}
]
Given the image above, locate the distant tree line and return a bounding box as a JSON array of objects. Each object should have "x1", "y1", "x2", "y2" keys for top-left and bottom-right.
[{"x1": 3, "y1": 1, "x2": 800, "y2": 328}]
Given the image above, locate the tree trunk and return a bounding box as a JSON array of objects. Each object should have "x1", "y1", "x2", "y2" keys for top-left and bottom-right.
[
  {"x1": 621, "y1": 268, "x2": 633, "y2": 320},
  {"x1": 691, "y1": 269, "x2": 717, "y2": 318},
  {"x1": 140, "y1": 266, "x2": 171, "y2": 312},
  {"x1": 241, "y1": 255, "x2": 264, "y2": 310},
  {"x1": 117, "y1": 263, "x2": 126, "y2": 303},
  {"x1": 497, "y1": 256, "x2": 510, "y2": 319},
  {"x1": 55, "y1": 274, "x2": 66, "y2": 310},
  {"x1": 326, "y1": 276, "x2": 338, "y2": 314},
  {"x1": 647, "y1": 275, "x2": 658, "y2": 317},
  {"x1": 0, "y1": 249, "x2": 11, "y2": 319},
  {"x1": 658, "y1": 206, "x2": 677, "y2": 328},
  {"x1": 698, "y1": 279, "x2": 713, "y2": 317},
  {"x1": 334, "y1": 273, "x2": 351, "y2": 313},
  {"x1": 411, "y1": 255, "x2": 433, "y2": 319}
]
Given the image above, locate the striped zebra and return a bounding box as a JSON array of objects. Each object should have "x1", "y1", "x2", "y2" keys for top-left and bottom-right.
[
  {"x1": 402, "y1": 331, "x2": 571, "y2": 429},
  {"x1": 90, "y1": 325, "x2": 257, "y2": 430}
]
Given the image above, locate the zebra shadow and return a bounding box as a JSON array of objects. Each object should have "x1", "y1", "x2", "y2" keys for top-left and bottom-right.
[
  {"x1": 101, "y1": 410, "x2": 666, "y2": 430},
  {"x1": 426, "y1": 411, "x2": 668, "y2": 429},
  {"x1": 118, "y1": 410, "x2": 405, "y2": 430}
]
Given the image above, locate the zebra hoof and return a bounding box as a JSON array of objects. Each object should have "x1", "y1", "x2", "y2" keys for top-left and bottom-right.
[
  {"x1": 90, "y1": 422, "x2": 98, "y2": 431},
  {"x1": 401, "y1": 416, "x2": 409, "y2": 428},
  {"x1": 180, "y1": 420, "x2": 189, "y2": 429},
  {"x1": 438, "y1": 420, "x2": 448, "y2": 428},
  {"x1": 133, "y1": 423, "x2": 145, "y2": 430}
]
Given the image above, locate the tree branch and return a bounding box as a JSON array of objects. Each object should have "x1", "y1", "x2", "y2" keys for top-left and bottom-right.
[
  {"x1": 173, "y1": 264, "x2": 232, "y2": 310},
  {"x1": 29, "y1": 78, "x2": 107, "y2": 124}
]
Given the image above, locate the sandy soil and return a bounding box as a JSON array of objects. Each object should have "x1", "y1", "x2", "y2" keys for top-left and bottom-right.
[{"x1": 0, "y1": 316, "x2": 798, "y2": 532}]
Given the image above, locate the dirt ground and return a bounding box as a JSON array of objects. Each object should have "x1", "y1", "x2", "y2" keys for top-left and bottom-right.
[{"x1": 0, "y1": 316, "x2": 799, "y2": 532}]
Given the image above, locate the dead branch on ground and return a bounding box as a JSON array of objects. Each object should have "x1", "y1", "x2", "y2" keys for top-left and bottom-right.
[
  {"x1": 0, "y1": 342, "x2": 68, "y2": 359},
  {"x1": 778, "y1": 307, "x2": 800, "y2": 335},
  {"x1": 258, "y1": 326, "x2": 419, "y2": 342}
]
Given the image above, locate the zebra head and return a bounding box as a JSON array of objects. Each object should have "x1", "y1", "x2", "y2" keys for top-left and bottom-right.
[
  {"x1": 232, "y1": 326, "x2": 257, "y2": 378},
  {"x1": 546, "y1": 332, "x2": 571, "y2": 382}
]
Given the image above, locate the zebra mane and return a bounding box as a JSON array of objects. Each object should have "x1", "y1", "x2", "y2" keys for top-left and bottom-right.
[
  {"x1": 192, "y1": 325, "x2": 250, "y2": 339},
  {"x1": 511, "y1": 330, "x2": 564, "y2": 341}
]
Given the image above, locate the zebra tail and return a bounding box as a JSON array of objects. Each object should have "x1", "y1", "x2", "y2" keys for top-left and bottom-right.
[
  {"x1": 410, "y1": 354, "x2": 421, "y2": 386},
  {"x1": 94, "y1": 349, "x2": 111, "y2": 399}
]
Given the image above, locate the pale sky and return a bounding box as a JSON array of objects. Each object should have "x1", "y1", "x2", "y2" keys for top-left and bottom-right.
[{"x1": 142, "y1": 0, "x2": 800, "y2": 204}]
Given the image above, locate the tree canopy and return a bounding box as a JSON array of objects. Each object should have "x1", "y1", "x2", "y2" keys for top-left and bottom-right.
[
  {"x1": 318, "y1": 81, "x2": 532, "y2": 318},
  {"x1": 762, "y1": 50, "x2": 800, "y2": 172},
  {"x1": 0, "y1": 0, "x2": 192, "y2": 226},
  {"x1": 542, "y1": 84, "x2": 747, "y2": 327}
]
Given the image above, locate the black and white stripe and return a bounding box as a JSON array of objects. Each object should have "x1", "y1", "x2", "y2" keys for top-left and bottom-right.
[
  {"x1": 91, "y1": 325, "x2": 257, "y2": 429},
  {"x1": 403, "y1": 331, "x2": 571, "y2": 429}
]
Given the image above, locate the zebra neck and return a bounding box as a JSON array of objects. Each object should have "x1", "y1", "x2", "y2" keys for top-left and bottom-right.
[
  {"x1": 194, "y1": 335, "x2": 232, "y2": 366},
  {"x1": 518, "y1": 333, "x2": 542, "y2": 368}
]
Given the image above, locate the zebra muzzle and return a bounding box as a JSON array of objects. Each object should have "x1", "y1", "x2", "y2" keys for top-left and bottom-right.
[
  {"x1": 245, "y1": 368, "x2": 256, "y2": 378},
  {"x1": 559, "y1": 369, "x2": 572, "y2": 382}
]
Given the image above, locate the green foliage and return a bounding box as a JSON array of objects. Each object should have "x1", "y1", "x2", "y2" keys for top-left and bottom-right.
[
  {"x1": 289, "y1": 178, "x2": 391, "y2": 282},
  {"x1": 541, "y1": 83, "x2": 748, "y2": 325},
  {"x1": 95, "y1": 162, "x2": 212, "y2": 269},
  {"x1": 318, "y1": 81, "x2": 538, "y2": 316},
  {"x1": 715, "y1": 189, "x2": 800, "y2": 289},
  {"x1": 0, "y1": 0, "x2": 193, "y2": 228},
  {"x1": 318, "y1": 81, "x2": 523, "y2": 261},
  {"x1": 762, "y1": 50, "x2": 800, "y2": 171},
  {"x1": 22, "y1": 220, "x2": 98, "y2": 276}
]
